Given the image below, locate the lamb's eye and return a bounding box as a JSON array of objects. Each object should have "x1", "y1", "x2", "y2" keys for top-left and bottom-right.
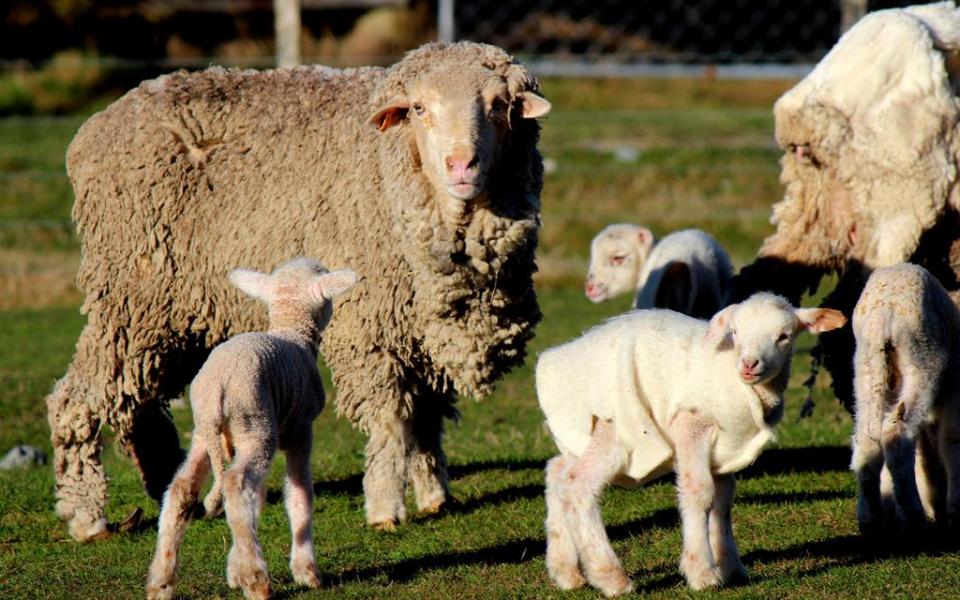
[
  {"x1": 777, "y1": 333, "x2": 790, "y2": 344},
  {"x1": 731, "y1": 329, "x2": 738, "y2": 340},
  {"x1": 412, "y1": 103, "x2": 425, "y2": 116},
  {"x1": 610, "y1": 255, "x2": 627, "y2": 266}
]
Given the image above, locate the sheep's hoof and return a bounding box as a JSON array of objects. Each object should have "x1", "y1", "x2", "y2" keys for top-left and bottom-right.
[
  {"x1": 683, "y1": 565, "x2": 723, "y2": 591},
  {"x1": 145, "y1": 581, "x2": 175, "y2": 600},
  {"x1": 291, "y1": 561, "x2": 322, "y2": 588},
  {"x1": 591, "y1": 569, "x2": 633, "y2": 597},
  {"x1": 548, "y1": 562, "x2": 587, "y2": 590},
  {"x1": 118, "y1": 507, "x2": 144, "y2": 533},
  {"x1": 370, "y1": 518, "x2": 399, "y2": 532},
  {"x1": 720, "y1": 565, "x2": 749, "y2": 586},
  {"x1": 418, "y1": 500, "x2": 446, "y2": 517},
  {"x1": 68, "y1": 515, "x2": 110, "y2": 542}
]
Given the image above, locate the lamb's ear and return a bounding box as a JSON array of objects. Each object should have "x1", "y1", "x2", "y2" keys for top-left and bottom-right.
[
  {"x1": 705, "y1": 304, "x2": 737, "y2": 345},
  {"x1": 368, "y1": 97, "x2": 409, "y2": 132},
  {"x1": 795, "y1": 307, "x2": 847, "y2": 333},
  {"x1": 228, "y1": 268, "x2": 272, "y2": 302},
  {"x1": 516, "y1": 91, "x2": 551, "y2": 119},
  {"x1": 636, "y1": 226, "x2": 655, "y2": 250},
  {"x1": 313, "y1": 269, "x2": 359, "y2": 300}
]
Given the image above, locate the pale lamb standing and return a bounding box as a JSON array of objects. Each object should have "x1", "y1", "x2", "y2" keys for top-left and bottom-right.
[
  {"x1": 585, "y1": 225, "x2": 733, "y2": 319},
  {"x1": 850, "y1": 264, "x2": 960, "y2": 536},
  {"x1": 537, "y1": 293, "x2": 845, "y2": 594},
  {"x1": 146, "y1": 257, "x2": 358, "y2": 600}
]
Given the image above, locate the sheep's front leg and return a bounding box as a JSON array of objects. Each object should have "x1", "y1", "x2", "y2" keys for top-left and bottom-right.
[
  {"x1": 363, "y1": 411, "x2": 413, "y2": 530},
  {"x1": 224, "y1": 446, "x2": 274, "y2": 600},
  {"x1": 544, "y1": 455, "x2": 586, "y2": 590},
  {"x1": 560, "y1": 419, "x2": 632, "y2": 597},
  {"x1": 709, "y1": 473, "x2": 746, "y2": 584},
  {"x1": 671, "y1": 409, "x2": 722, "y2": 590},
  {"x1": 147, "y1": 440, "x2": 211, "y2": 600},
  {"x1": 284, "y1": 438, "x2": 321, "y2": 588},
  {"x1": 409, "y1": 392, "x2": 453, "y2": 516}
]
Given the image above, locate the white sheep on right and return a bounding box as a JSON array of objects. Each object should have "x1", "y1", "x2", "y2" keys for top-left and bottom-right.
[
  {"x1": 850, "y1": 263, "x2": 960, "y2": 536},
  {"x1": 537, "y1": 293, "x2": 845, "y2": 595},
  {"x1": 584, "y1": 225, "x2": 733, "y2": 319}
]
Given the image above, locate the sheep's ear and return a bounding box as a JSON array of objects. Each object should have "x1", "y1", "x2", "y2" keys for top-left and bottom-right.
[
  {"x1": 228, "y1": 268, "x2": 272, "y2": 302},
  {"x1": 636, "y1": 226, "x2": 654, "y2": 250},
  {"x1": 795, "y1": 307, "x2": 847, "y2": 333},
  {"x1": 516, "y1": 91, "x2": 551, "y2": 119},
  {"x1": 313, "y1": 269, "x2": 359, "y2": 300},
  {"x1": 368, "y1": 97, "x2": 409, "y2": 132},
  {"x1": 705, "y1": 304, "x2": 737, "y2": 345}
]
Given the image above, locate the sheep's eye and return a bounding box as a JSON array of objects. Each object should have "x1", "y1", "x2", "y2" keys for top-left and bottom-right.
[
  {"x1": 777, "y1": 333, "x2": 790, "y2": 344},
  {"x1": 789, "y1": 143, "x2": 821, "y2": 168},
  {"x1": 610, "y1": 255, "x2": 627, "y2": 266},
  {"x1": 412, "y1": 103, "x2": 425, "y2": 116},
  {"x1": 491, "y1": 98, "x2": 508, "y2": 115}
]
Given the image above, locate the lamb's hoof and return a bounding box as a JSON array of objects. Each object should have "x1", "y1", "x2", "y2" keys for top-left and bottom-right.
[
  {"x1": 720, "y1": 565, "x2": 749, "y2": 587},
  {"x1": 418, "y1": 499, "x2": 447, "y2": 517},
  {"x1": 291, "y1": 561, "x2": 322, "y2": 588},
  {"x1": 683, "y1": 565, "x2": 723, "y2": 591},
  {"x1": 145, "y1": 581, "x2": 175, "y2": 600},
  {"x1": 228, "y1": 568, "x2": 272, "y2": 600},
  {"x1": 68, "y1": 514, "x2": 110, "y2": 542},
  {"x1": 370, "y1": 518, "x2": 398, "y2": 532},
  {"x1": 242, "y1": 580, "x2": 272, "y2": 600},
  {"x1": 590, "y1": 568, "x2": 633, "y2": 597},
  {"x1": 118, "y1": 507, "x2": 144, "y2": 533},
  {"x1": 548, "y1": 562, "x2": 587, "y2": 590}
]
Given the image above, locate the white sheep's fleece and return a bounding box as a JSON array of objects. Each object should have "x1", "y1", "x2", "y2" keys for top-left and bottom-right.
[
  {"x1": 536, "y1": 310, "x2": 775, "y2": 485},
  {"x1": 772, "y1": 1, "x2": 960, "y2": 268}
]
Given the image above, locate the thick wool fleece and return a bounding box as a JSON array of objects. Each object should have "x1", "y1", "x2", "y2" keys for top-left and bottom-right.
[
  {"x1": 732, "y1": 2, "x2": 960, "y2": 409},
  {"x1": 48, "y1": 41, "x2": 545, "y2": 537},
  {"x1": 536, "y1": 310, "x2": 782, "y2": 486}
]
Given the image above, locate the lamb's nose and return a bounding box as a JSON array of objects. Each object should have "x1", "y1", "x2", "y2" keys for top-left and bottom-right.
[{"x1": 741, "y1": 358, "x2": 759, "y2": 371}]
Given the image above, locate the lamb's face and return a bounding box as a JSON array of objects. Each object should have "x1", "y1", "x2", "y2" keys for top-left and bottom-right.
[
  {"x1": 369, "y1": 62, "x2": 550, "y2": 221},
  {"x1": 708, "y1": 293, "x2": 846, "y2": 385},
  {"x1": 584, "y1": 225, "x2": 653, "y2": 302}
]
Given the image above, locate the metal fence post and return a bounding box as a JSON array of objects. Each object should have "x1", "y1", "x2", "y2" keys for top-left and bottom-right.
[
  {"x1": 438, "y1": 0, "x2": 456, "y2": 43},
  {"x1": 275, "y1": 0, "x2": 301, "y2": 68}
]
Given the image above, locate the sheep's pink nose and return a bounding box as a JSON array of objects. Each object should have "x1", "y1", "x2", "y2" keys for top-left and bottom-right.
[
  {"x1": 445, "y1": 153, "x2": 479, "y2": 181},
  {"x1": 585, "y1": 281, "x2": 599, "y2": 295},
  {"x1": 741, "y1": 358, "x2": 759, "y2": 371}
]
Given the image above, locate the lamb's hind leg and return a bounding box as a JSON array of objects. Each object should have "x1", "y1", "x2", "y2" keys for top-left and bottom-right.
[
  {"x1": 46, "y1": 323, "x2": 110, "y2": 542},
  {"x1": 409, "y1": 389, "x2": 455, "y2": 516},
  {"x1": 284, "y1": 436, "x2": 321, "y2": 588},
  {"x1": 937, "y1": 383, "x2": 960, "y2": 529},
  {"x1": 709, "y1": 473, "x2": 746, "y2": 584},
  {"x1": 544, "y1": 455, "x2": 586, "y2": 590},
  {"x1": 224, "y1": 445, "x2": 274, "y2": 600},
  {"x1": 560, "y1": 420, "x2": 632, "y2": 597},
  {"x1": 146, "y1": 440, "x2": 211, "y2": 600},
  {"x1": 671, "y1": 409, "x2": 722, "y2": 591},
  {"x1": 881, "y1": 370, "x2": 932, "y2": 533}
]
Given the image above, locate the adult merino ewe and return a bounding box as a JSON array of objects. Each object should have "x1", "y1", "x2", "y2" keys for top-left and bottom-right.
[
  {"x1": 851, "y1": 264, "x2": 960, "y2": 535},
  {"x1": 147, "y1": 257, "x2": 357, "y2": 600},
  {"x1": 49, "y1": 41, "x2": 551, "y2": 540},
  {"x1": 585, "y1": 225, "x2": 732, "y2": 318},
  {"x1": 537, "y1": 294, "x2": 845, "y2": 594},
  {"x1": 731, "y1": 2, "x2": 960, "y2": 410}
]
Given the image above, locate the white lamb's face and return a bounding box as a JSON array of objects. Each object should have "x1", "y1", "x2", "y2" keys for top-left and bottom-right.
[
  {"x1": 584, "y1": 226, "x2": 653, "y2": 302},
  {"x1": 727, "y1": 302, "x2": 798, "y2": 385}
]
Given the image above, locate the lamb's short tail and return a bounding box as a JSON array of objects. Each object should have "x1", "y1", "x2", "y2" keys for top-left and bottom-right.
[{"x1": 855, "y1": 337, "x2": 896, "y2": 444}]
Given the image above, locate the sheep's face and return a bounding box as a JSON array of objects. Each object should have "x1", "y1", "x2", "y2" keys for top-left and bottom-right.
[
  {"x1": 707, "y1": 293, "x2": 846, "y2": 385},
  {"x1": 370, "y1": 64, "x2": 550, "y2": 220},
  {"x1": 584, "y1": 224, "x2": 654, "y2": 302},
  {"x1": 229, "y1": 258, "x2": 358, "y2": 331}
]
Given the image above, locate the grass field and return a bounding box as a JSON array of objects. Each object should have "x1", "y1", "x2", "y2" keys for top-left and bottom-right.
[{"x1": 3, "y1": 77, "x2": 959, "y2": 599}]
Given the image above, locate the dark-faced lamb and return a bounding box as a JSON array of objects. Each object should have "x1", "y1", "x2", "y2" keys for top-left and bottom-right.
[
  {"x1": 146, "y1": 257, "x2": 357, "y2": 600},
  {"x1": 537, "y1": 293, "x2": 845, "y2": 594}
]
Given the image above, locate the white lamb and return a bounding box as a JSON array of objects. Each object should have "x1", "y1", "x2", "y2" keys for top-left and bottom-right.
[
  {"x1": 537, "y1": 293, "x2": 845, "y2": 594},
  {"x1": 850, "y1": 263, "x2": 960, "y2": 535},
  {"x1": 584, "y1": 225, "x2": 733, "y2": 319},
  {"x1": 146, "y1": 257, "x2": 358, "y2": 600}
]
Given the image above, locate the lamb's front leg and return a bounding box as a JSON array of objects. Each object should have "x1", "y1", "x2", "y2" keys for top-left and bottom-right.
[
  {"x1": 562, "y1": 419, "x2": 632, "y2": 597},
  {"x1": 671, "y1": 409, "x2": 722, "y2": 590},
  {"x1": 284, "y1": 439, "x2": 321, "y2": 589},
  {"x1": 709, "y1": 473, "x2": 747, "y2": 584}
]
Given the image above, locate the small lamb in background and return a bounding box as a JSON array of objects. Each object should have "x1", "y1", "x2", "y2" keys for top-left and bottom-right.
[
  {"x1": 584, "y1": 225, "x2": 733, "y2": 319},
  {"x1": 537, "y1": 293, "x2": 844, "y2": 594},
  {"x1": 851, "y1": 263, "x2": 960, "y2": 535},
  {"x1": 146, "y1": 257, "x2": 358, "y2": 600}
]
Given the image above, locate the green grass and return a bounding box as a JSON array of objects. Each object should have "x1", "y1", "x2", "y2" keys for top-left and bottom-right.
[{"x1": 3, "y1": 77, "x2": 959, "y2": 599}]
